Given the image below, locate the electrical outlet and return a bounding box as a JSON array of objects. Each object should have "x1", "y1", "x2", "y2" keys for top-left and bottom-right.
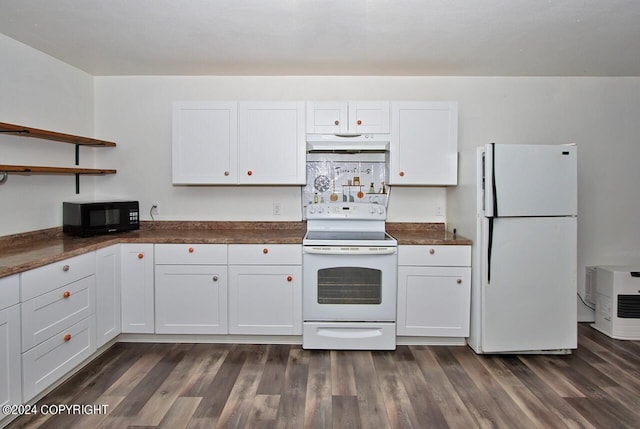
[
  {"x1": 435, "y1": 206, "x2": 443, "y2": 216},
  {"x1": 273, "y1": 202, "x2": 281, "y2": 215}
]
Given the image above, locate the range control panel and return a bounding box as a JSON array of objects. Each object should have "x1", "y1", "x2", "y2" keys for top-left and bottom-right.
[{"x1": 306, "y1": 202, "x2": 386, "y2": 220}]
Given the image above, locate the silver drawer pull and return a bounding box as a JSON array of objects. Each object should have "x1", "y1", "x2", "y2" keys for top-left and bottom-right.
[
  {"x1": 429, "y1": 249, "x2": 435, "y2": 255},
  {"x1": 62, "y1": 264, "x2": 70, "y2": 272},
  {"x1": 456, "y1": 279, "x2": 462, "y2": 284},
  {"x1": 212, "y1": 276, "x2": 218, "y2": 282}
]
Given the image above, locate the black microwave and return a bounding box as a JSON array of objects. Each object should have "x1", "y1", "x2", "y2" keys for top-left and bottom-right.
[{"x1": 63, "y1": 201, "x2": 140, "y2": 236}]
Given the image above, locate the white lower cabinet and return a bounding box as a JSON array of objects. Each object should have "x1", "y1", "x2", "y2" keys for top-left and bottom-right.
[
  {"x1": 96, "y1": 245, "x2": 121, "y2": 347},
  {"x1": 19, "y1": 254, "x2": 97, "y2": 401},
  {"x1": 0, "y1": 275, "x2": 21, "y2": 418},
  {"x1": 120, "y1": 244, "x2": 155, "y2": 333},
  {"x1": 397, "y1": 245, "x2": 471, "y2": 337},
  {"x1": 228, "y1": 245, "x2": 302, "y2": 335},
  {"x1": 155, "y1": 265, "x2": 228, "y2": 334},
  {"x1": 21, "y1": 275, "x2": 95, "y2": 351},
  {"x1": 155, "y1": 244, "x2": 228, "y2": 334},
  {"x1": 22, "y1": 316, "x2": 96, "y2": 401}
]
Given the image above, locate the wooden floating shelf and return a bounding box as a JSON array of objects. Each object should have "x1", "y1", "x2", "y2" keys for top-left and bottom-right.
[
  {"x1": 0, "y1": 165, "x2": 116, "y2": 175},
  {"x1": 0, "y1": 121, "x2": 116, "y2": 147},
  {"x1": 0, "y1": 120, "x2": 118, "y2": 193}
]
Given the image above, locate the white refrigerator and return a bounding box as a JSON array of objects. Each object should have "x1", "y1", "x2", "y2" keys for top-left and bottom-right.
[{"x1": 468, "y1": 143, "x2": 577, "y2": 353}]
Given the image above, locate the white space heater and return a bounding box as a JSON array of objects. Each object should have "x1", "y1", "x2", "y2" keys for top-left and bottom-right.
[{"x1": 592, "y1": 266, "x2": 640, "y2": 340}]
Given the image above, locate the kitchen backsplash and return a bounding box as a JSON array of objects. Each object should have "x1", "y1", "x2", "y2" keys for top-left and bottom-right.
[{"x1": 303, "y1": 153, "x2": 389, "y2": 215}]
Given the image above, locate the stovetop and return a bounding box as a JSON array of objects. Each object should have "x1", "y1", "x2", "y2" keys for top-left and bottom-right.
[
  {"x1": 303, "y1": 231, "x2": 397, "y2": 247},
  {"x1": 304, "y1": 203, "x2": 397, "y2": 247}
]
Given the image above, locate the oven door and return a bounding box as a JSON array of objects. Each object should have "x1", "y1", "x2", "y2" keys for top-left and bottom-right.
[{"x1": 303, "y1": 247, "x2": 397, "y2": 321}]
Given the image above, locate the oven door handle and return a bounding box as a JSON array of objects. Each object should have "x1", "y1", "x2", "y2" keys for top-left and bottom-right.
[{"x1": 303, "y1": 247, "x2": 397, "y2": 255}]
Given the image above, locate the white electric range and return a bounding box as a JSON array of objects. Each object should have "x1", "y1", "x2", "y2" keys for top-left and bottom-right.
[{"x1": 302, "y1": 202, "x2": 398, "y2": 350}]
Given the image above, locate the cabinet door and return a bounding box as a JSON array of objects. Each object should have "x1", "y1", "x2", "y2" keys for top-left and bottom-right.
[
  {"x1": 397, "y1": 266, "x2": 470, "y2": 337},
  {"x1": 306, "y1": 101, "x2": 348, "y2": 133},
  {"x1": 155, "y1": 265, "x2": 228, "y2": 334},
  {"x1": 390, "y1": 101, "x2": 458, "y2": 185},
  {"x1": 0, "y1": 304, "x2": 21, "y2": 415},
  {"x1": 228, "y1": 265, "x2": 302, "y2": 335},
  {"x1": 96, "y1": 245, "x2": 121, "y2": 347},
  {"x1": 238, "y1": 102, "x2": 305, "y2": 184},
  {"x1": 348, "y1": 101, "x2": 390, "y2": 133},
  {"x1": 120, "y1": 244, "x2": 154, "y2": 333},
  {"x1": 172, "y1": 101, "x2": 238, "y2": 184}
]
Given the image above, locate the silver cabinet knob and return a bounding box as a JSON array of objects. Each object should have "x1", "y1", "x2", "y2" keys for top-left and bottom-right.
[
  {"x1": 62, "y1": 264, "x2": 70, "y2": 272},
  {"x1": 334, "y1": 120, "x2": 339, "y2": 125},
  {"x1": 212, "y1": 276, "x2": 218, "y2": 282},
  {"x1": 456, "y1": 278, "x2": 462, "y2": 284},
  {"x1": 429, "y1": 248, "x2": 435, "y2": 255},
  {"x1": 224, "y1": 171, "x2": 230, "y2": 176}
]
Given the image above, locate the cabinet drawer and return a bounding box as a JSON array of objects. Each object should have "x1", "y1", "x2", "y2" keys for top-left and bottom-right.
[
  {"x1": 398, "y1": 245, "x2": 470, "y2": 267},
  {"x1": 155, "y1": 244, "x2": 227, "y2": 265},
  {"x1": 228, "y1": 244, "x2": 302, "y2": 265},
  {"x1": 21, "y1": 275, "x2": 95, "y2": 352},
  {"x1": 21, "y1": 252, "x2": 95, "y2": 301},
  {"x1": 22, "y1": 315, "x2": 96, "y2": 402},
  {"x1": 0, "y1": 274, "x2": 20, "y2": 310}
]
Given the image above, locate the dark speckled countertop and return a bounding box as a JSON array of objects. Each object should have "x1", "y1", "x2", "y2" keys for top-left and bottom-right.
[
  {"x1": 386, "y1": 222, "x2": 472, "y2": 246},
  {"x1": 0, "y1": 221, "x2": 471, "y2": 278}
]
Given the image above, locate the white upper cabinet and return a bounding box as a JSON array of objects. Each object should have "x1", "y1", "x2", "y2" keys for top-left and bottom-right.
[
  {"x1": 306, "y1": 101, "x2": 348, "y2": 133},
  {"x1": 389, "y1": 101, "x2": 458, "y2": 185},
  {"x1": 238, "y1": 102, "x2": 306, "y2": 185},
  {"x1": 172, "y1": 101, "x2": 304, "y2": 185},
  {"x1": 172, "y1": 102, "x2": 238, "y2": 184},
  {"x1": 306, "y1": 101, "x2": 390, "y2": 134}
]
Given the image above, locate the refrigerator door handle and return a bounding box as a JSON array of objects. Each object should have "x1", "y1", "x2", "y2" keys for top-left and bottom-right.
[
  {"x1": 487, "y1": 217, "x2": 494, "y2": 283},
  {"x1": 491, "y1": 143, "x2": 498, "y2": 217},
  {"x1": 484, "y1": 143, "x2": 498, "y2": 217}
]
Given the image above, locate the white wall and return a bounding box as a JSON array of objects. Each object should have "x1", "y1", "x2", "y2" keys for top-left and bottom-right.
[{"x1": 0, "y1": 34, "x2": 95, "y2": 235}]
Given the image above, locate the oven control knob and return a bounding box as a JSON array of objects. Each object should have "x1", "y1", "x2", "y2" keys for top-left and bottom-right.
[
  {"x1": 318, "y1": 206, "x2": 324, "y2": 213},
  {"x1": 377, "y1": 206, "x2": 385, "y2": 215},
  {"x1": 308, "y1": 206, "x2": 316, "y2": 214}
]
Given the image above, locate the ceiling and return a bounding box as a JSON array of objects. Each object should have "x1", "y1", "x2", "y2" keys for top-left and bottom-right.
[{"x1": 1, "y1": 0, "x2": 639, "y2": 77}]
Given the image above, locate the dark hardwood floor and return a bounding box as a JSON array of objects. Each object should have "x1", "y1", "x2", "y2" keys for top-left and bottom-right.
[{"x1": 8, "y1": 323, "x2": 640, "y2": 428}]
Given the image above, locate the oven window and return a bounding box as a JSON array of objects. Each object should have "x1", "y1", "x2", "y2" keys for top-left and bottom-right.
[{"x1": 317, "y1": 267, "x2": 382, "y2": 304}]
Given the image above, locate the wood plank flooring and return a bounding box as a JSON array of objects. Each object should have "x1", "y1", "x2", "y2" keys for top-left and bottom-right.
[{"x1": 7, "y1": 324, "x2": 640, "y2": 428}]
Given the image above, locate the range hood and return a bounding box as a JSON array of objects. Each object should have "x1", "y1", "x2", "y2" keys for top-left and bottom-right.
[{"x1": 306, "y1": 133, "x2": 390, "y2": 153}]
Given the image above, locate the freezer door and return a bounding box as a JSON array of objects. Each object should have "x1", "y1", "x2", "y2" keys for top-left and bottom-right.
[
  {"x1": 481, "y1": 216, "x2": 577, "y2": 352},
  {"x1": 484, "y1": 144, "x2": 577, "y2": 217}
]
